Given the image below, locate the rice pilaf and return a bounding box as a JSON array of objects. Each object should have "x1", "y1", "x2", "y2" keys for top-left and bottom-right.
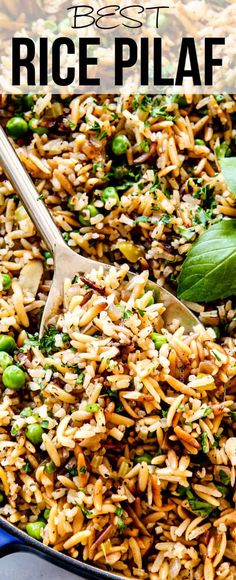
[{"x1": 0, "y1": 93, "x2": 236, "y2": 579}]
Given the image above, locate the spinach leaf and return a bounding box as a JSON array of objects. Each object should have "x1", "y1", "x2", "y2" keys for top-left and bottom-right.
[
  {"x1": 177, "y1": 219, "x2": 236, "y2": 302},
  {"x1": 221, "y1": 157, "x2": 236, "y2": 196}
]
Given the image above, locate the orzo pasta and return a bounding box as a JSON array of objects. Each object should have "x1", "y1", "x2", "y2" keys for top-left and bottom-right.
[{"x1": 0, "y1": 93, "x2": 236, "y2": 580}]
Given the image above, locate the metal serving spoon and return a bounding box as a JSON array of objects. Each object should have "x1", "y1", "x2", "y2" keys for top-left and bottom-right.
[{"x1": 0, "y1": 126, "x2": 198, "y2": 336}]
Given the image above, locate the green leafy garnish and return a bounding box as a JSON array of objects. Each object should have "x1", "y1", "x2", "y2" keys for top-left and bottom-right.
[
  {"x1": 77, "y1": 504, "x2": 92, "y2": 517},
  {"x1": 115, "y1": 507, "x2": 127, "y2": 532},
  {"x1": 79, "y1": 466, "x2": 87, "y2": 473},
  {"x1": 216, "y1": 484, "x2": 229, "y2": 498},
  {"x1": 177, "y1": 219, "x2": 236, "y2": 302},
  {"x1": 215, "y1": 141, "x2": 231, "y2": 161},
  {"x1": 22, "y1": 461, "x2": 32, "y2": 473},
  {"x1": 135, "y1": 216, "x2": 150, "y2": 224},
  {"x1": 76, "y1": 373, "x2": 84, "y2": 385},
  {"x1": 178, "y1": 227, "x2": 196, "y2": 241},
  {"x1": 67, "y1": 467, "x2": 78, "y2": 477},
  {"x1": 200, "y1": 432, "x2": 209, "y2": 453},
  {"x1": 219, "y1": 469, "x2": 230, "y2": 485},
  {"x1": 160, "y1": 214, "x2": 172, "y2": 225},
  {"x1": 40, "y1": 326, "x2": 70, "y2": 355},
  {"x1": 221, "y1": 157, "x2": 236, "y2": 196},
  {"x1": 192, "y1": 206, "x2": 212, "y2": 227},
  {"x1": 20, "y1": 407, "x2": 33, "y2": 418},
  {"x1": 177, "y1": 485, "x2": 188, "y2": 498},
  {"x1": 62, "y1": 232, "x2": 70, "y2": 242},
  {"x1": 186, "y1": 489, "x2": 214, "y2": 517},
  {"x1": 151, "y1": 106, "x2": 176, "y2": 121},
  {"x1": 140, "y1": 140, "x2": 150, "y2": 152},
  {"x1": 203, "y1": 407, "x2": 212, "y2": 417}
]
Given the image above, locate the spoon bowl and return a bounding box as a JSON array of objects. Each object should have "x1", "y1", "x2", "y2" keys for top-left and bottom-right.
[{"x1": 0, "y1": 126, "x2": 199, "y2": 336}]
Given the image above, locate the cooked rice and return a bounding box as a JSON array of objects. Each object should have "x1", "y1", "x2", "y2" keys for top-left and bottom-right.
[{"x1": 0, "y1": 93, "x2": 236, "y2": 579}]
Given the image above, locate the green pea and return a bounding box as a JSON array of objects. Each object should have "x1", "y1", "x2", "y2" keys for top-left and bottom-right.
[
  {"x1": 43, "y1": 509, "x2": 50, "y2": 520},
  {"x1": 2, "y1": 365, "x2": 26, "y2": 390},
  {"x1": 85, "y1": 403, "x2": 100, "y2": 413},
  {"x1": 23, "y1": 94, "x2": 34, "y2": 110},
  {"x1": 44, "y1": 460, "x2": 56, "y2": 474},
  {"x1": 134, "y1": 453, "x2": 152, "y2": 465},
  {"x1": 101, "y1": 187, "x2": 119, "y2": 207},
  {"x1": 26, "y1": 424, "x2": 44, "y2": 445},
  {"x1": 1, "y1": 274, "x2": 12, "y2": 291},
  {"x1": 6, "y1": 117, "x2": 28, "y2": 139},
  {"x1": 28, "y1": 119, "x2": 48, "y2": 136},
  {"x1": 26, "y1": 520, "x2": 46, "y2": 540},
  {"x1": 0, "y1": 335, "x2": 16, "y2": 354},
  {"x1": 151, "y1": 332, "x2": 168, "y2": 350},
  {"x1": 0, "y1": 351, "x2": 13, "y2": 371},
  {"x1": 79, "y1": 204, "x2": 99, "y2": 226},
  {"x1": 111, "y1": 135, "x2": 130, "y2": 156},
  {"x1": 195, "y1": 139, "x2": 205, "y2": 146}
]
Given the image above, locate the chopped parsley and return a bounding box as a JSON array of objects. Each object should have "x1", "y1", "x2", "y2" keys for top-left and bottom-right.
[
  {"x1": 140, "y1": 140, "x2": 150, "y2": 152},
  {"x1": 151, "y1": 106, "x2": 176, "y2": 121},
  {"x1": 149, "y1": 171, "x2": 159, "y2": 192},
  {"x1": 186, "y1": 488, "x2": 214, "y2": 517},
  {"x1": 219, "y1": 469, "x2": 230, "y2": 485},
  {"x1": 200, "y1": 432, "x2": 209, "y2": 453},
  {"x1": 115, "y1": 507, "x2": 127, "y2": 532},
  {"x1": 40, "y1": 326, "x2": 70, "y2": 355},
  {"x1": 68, "y1": 467, "x2": 78, "y2": 477},
  {"x1": 215, "y1": 141, "x2": 231, "y2": 161},
  {"x1": 160, "y1": 214, "x2": 172, "y2": 225},
  {"x1": 92, "y1": 162, "x2": 105, "y2": 174},
  {"x1": 77, "y1": 504, "x2": 92, "y2": 517},
  {"x1": 72, "y1": 275, "x2": 79, "y2": 284},
  {"x1": 117, "y1": 304, "x2": 133, "y2": 319},
  {"x1": 203, "y1": 407, "x2": 212, "y2": 417},
  {"x1": 178, "y1": 227, "x2": 196, "y2": 241},
  {"x1": 135, "y1": 216, "x2": 150, "y2": 224},
  {"x1": 22, "y1": 461, "x2": 32, "y2": 473},
  {"x1": 212, "y1": 350, "x2": 222, "y2": 362},
  {"x1": 216, "y1": 483, "x2": 229, "y2": 498},
  {"x1": 62, "y1": 232, "x2": 70, "y2": 242},
  {"x1": 20, "y1": 407, "x2": 33, "y2": 418},
  {"x1": 11, "y1": 425, "x2": 20, "y2": 437},
  {"x1": 76, "y1": 372, "x2": 85, "y2": 385},
  {"x1": 192, "y1": 206, "x2": 213, "y2": 227},
  {"x1": 98, "y1": 130, "x2": 108, "y2": 141},
  {"x1": 79, "y1": 466, "x2": 87, "y2": 474}
]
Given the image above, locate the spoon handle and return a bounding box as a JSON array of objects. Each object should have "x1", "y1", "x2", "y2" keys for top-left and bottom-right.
[{"x1": 0, "y1": 126, "x2": 64, "y2": 254}]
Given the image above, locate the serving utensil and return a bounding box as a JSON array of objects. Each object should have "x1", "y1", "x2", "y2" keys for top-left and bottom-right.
[{"x1": 0, "y1": 125, "x2": 199, "y2": 336}]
